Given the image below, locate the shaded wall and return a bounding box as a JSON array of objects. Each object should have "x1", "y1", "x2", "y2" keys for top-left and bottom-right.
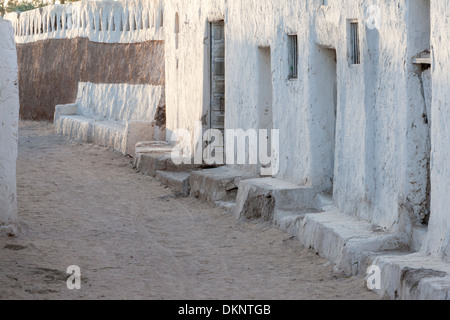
[
  {"x1": 424, "y1": 1, "x2": 450, "y2": 262},
  {"x1": 17, "y1": 38, "x2": 165, "y2": 120}
]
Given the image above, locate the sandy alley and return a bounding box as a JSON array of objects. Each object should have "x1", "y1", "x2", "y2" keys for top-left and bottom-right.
[{"x1": 0, "y1": 121, "x2": 378, "y2": 300}]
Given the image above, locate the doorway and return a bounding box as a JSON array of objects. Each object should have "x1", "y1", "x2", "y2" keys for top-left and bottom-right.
[
  {"x1": 312, "y1": 47, "x2": 337, "y2": 193},
  {"x1": 257, "y1": 46, "x2": 273, "y2": 174},
  {"x1": 209, "y1": 20, "x2": 225, "y2": 131}
]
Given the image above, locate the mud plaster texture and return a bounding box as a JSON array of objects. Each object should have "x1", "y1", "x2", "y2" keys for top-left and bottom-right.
[{"x1": 17, "y1": 38, "x2": 164, "y2": 121}]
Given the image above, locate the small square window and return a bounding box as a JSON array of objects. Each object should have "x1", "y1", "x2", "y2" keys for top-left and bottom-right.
[{"x1": 288, "y1": 34, "x2": 298, "y2": 79}]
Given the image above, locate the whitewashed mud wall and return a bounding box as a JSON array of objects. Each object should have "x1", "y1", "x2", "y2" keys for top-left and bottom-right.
[
  {"x1": 164, "y1": 0, "x2": 450, "y2": 299},
  {"x1": 5, "y1": 0, "x2": 165, "y2": 121},
  {"x1": 310, "y1": 1, "x2": 431, "y2": 236},
  {"x1": 75, "y1": 82, "x2": 163, "y2": 123},
  {"x1": 225, "y1": 0, "x2": 274, "y2": 173},
  {"x1": 166, "y1": 0, "x2": 434, "y2": 245},
  {"x1": 0, "y1": 17, "x2": 19, "y2": 234},
  {"x1": 225, "y1": 0, "x2": 412, "y2": 232},
  {"x1": 5, "y1": 0, "x2": 165, "y2": 44},
  {"x1": 227, "y1": 0, "x2": 434, "y2": 243},
  {"x1": 424, "y1": 1, "x2": 450, "y2": 262}
]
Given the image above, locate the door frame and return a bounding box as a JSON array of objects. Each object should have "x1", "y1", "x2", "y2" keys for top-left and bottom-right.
[{"x1": 202, "y1": 19, "x2": 225, "y2": 131}]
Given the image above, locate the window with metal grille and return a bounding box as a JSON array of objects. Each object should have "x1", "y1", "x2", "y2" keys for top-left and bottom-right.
[
  {"x1": 288, "y1": 34, "x2": 298, "y2": 79},
  {"x1": 349, "y1": 21, "x2": 360, "y2": 65}
]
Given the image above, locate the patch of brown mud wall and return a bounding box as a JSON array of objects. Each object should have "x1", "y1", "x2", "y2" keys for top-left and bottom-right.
[{"x1": 17, "y1": 38, "x2": 165, "y2": 120}]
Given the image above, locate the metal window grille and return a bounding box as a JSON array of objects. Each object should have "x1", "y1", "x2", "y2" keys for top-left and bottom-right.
[
  {"x1": 350, "y1": 22, "x2": 360, "y2": 64},
  {"x1": 288, "y1": 34, "x2": 298, "y2": 79}
]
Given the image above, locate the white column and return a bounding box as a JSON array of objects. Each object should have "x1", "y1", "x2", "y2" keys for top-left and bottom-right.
[{"x1": 0, "y1": 17, "x2": 19, "y2": 235}]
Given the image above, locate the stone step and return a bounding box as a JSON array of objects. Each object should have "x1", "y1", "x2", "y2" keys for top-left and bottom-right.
[
  {"x1": 189, "y1": 167, "x2": 259, "y2": 205},
  {"x1": 133, "y1": 142, "x2": 207, "y2": 176},
  {"x1": 155, "y1": 171, "x2": 191, "y2": 196},
  {"x1": 135, "y1": 141, "x2": 173, "y2": 154},
  {"x1": 235, "y1": 177, "x2": 317, "y2": 221},
  {"x1": 296, "y1": 210, "x2": 408, "y2": 276},
  {"x1": 133, "y1": 141, "x2": 172, "y2": 176},
  {"x1": 368, "y1": 252, "x2": 450, "y2": 300},
  {"x1": 272, "y1": 209, "x2": 318, "y2": 237},
  {"x1": 234, "y1": 180, "x2": 409, "y2": 279}
]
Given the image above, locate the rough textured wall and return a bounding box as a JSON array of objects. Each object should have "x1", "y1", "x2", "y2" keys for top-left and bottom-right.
[
  {"x1": 5, "y1": 0, "x2": 164, "y2": 44},
  {"x1": 225, "y1": 0, "x2": 274, "y2": 174},
  {"x1": 17, "y1": 38, "x2": 165, "y2": 120},
  {"x1": 0, "y1": 17, "x2": 19, "y2": 234},
  {"x1": 223, "y1": 0, "x2": 414, "y2": 231},
  {"x1": 164, "y1": 0, "x2": 226, "y2": 146},
  {"x1": 75, "y1": 82, "x2": 164, "y2": 123},
  {"x1": 311, "y1": 1, "x2": 411, "y2": 231},
  {"x1": 167, "y1": 0, "x2": 428, "y2": 234},
  {"x1": 424, "y1": 1, "x2": 450, "y2": 262}
]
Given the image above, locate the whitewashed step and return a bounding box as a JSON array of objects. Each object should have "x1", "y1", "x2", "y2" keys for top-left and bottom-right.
[
  {"x1": 155, "y1": 171, "x2": 191, "y2": 196},
  {"x1": 297, "y1": 210, "x2": 407, "y2": 276},
  {"x1": 189, "y1": 167, "x2": 258, "y2": 204}
]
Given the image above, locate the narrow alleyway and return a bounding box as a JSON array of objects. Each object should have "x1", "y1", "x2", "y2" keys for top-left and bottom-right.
[{"x1": 0, "y1": 121, "x2": 378, "y2": 300}]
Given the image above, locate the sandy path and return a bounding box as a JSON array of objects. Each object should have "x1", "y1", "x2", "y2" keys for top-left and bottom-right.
[{"x1": 0, "y1": 121, "x2": 378, "y2": 300}]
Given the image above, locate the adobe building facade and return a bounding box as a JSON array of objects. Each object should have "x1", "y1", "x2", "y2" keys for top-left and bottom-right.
[
  {"x1": 165, "y1": 0, "x2": 431, "y2": 235},
  {"x1": 163, "y1": 0, "x2": 449, "y2": 299},
  {"x1": 421, "y1": 0, "x2": 450, "y2": 274},
  {"x1": 6, "y1": 0, "x2": 450, "y2": 299}
]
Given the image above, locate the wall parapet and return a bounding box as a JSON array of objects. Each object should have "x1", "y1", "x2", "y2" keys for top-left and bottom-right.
[{"x1": 4, "y1": 0, "x2": 164, "y2": 44}]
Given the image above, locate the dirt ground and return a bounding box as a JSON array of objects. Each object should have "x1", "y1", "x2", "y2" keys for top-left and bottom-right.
[{"x1": 0, "y1": 121, "x2": 378, "y2": 300}]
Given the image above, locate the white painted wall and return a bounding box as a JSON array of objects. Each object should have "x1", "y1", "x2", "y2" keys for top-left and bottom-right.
[
  {"x1": 165, "y1": 0, "x2": 435, "y2": 243},
  {"x1": 4, "y1": 0, "x2": 164, "y2": 44},
  {"x1": 311, "y1": 1, "x2": 412, "y2": 232},
  {"x1": 224, "y1": 0, "x2": 274, "y2": 173},
  {"x1": 423, "y1": 1, "x2": 450, "y2": 262},
  {"x1": 163, "y1": 0, "x2": 226, "y2": 149},
  {"x1": 0, "y1": 16, "x2": 19, "y2": 232},
  {"x1": 75, "y1": 82, "x2": 163, "y2": 124}
]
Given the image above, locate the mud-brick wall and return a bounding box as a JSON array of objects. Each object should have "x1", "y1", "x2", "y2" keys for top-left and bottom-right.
[{"x1": 17, "y1": 38, "x2": 165, "y2": 120}]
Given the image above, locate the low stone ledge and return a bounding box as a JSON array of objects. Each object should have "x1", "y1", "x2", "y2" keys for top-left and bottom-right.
[
  {"x1": 156, "y1": 171, "x2": 191, "y2": 196},
  {"x1": 296, "y1": 211, "x2": 408, "y2": 277},
  {"x1": 189, "y1": 167, "x2": 258, "y2": 205},
  {"x1": 235, "y1": 178, "x2": 317, "y2": 221},
  {"x1": 369, "y1": 252, "x2": 450, "y2": 300}
]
